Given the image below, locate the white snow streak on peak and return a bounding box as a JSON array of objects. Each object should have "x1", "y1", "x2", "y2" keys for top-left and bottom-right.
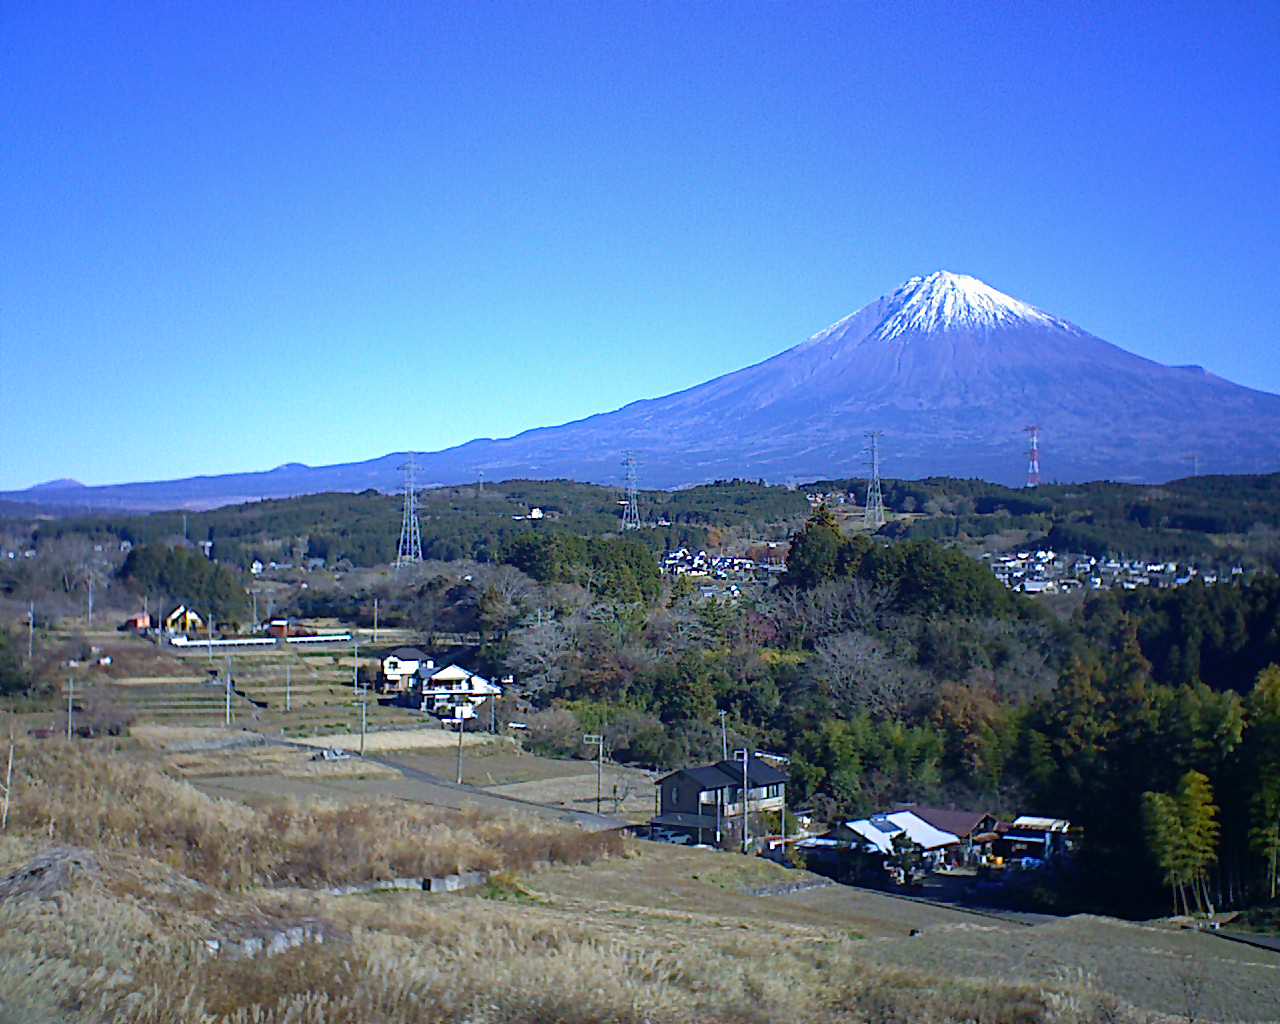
[{"x1": 874, "y1": 271, "x2": 1072, "y2": 341}]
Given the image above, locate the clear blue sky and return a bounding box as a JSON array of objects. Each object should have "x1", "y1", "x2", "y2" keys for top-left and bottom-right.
[{"x1": 3, "y1": 2, "x2": 1277, "y2": 489}]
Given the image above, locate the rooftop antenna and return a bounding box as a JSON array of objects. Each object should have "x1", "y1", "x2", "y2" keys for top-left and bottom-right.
[
  {"x1": 395, "y1": 453, "x2": 423, "y2": 569},
  {"x1": 863, "y1": 431, "x2": 885, "y2": 529},
  {"x1": 1024, "y1": 425, "x2": 1041, "y2": 489},
  {"x1": 620, "y1": 451, "x2": 641, "y2": 531}
]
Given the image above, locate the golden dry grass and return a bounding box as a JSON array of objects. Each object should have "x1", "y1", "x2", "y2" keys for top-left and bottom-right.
[
  {"x1": 0, "y1": 841, "x2": 1150, "y2": 1024},
  {"x1": 291, "y1": 728, "x2": 499, "y2": 752},
  {"x1": 0, "y1": 739, "x2": 1179, "y2": 1024},
  {"x1": 5, "y1": 739, "x2": 620, "y2": 890}
]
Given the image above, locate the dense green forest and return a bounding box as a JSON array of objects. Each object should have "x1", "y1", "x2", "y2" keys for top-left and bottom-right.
[
  {"x1": 17, "y1": 479, "x2": 808, "y2": 570},
  {"x1": 484, "y1": 505, "x2": 1280, "y2": 916},
  {"x1": 820, "y1": 472, "x2": 1280, "y2": 567}
]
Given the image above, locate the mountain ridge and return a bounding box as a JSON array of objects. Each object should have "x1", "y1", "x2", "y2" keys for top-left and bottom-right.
[{"x1": 6, "y1": 271, "x2": 1280, "y2": 510}]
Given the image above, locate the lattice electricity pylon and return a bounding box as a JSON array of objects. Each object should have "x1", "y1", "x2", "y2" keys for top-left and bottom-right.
[
  {"x1": 620, "y1": 451, "x2": 641, "y2": 531},
  {"x1": 863, "y1": 431, "x2": 886, "y2": 529},
  {"x1": 395, "y1": 454, "x2": 423, "y2": 569},
  {"x1": 1025, "y1": 426, "x2": 1041, "y2": 489}
]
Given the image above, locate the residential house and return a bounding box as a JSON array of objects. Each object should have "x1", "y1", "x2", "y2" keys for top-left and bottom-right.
[
  {"x1": 163, "y1": 606, "x2": 204, "y2": 634},
  {"x1": 650, "y1": 755, "x2": 788, "y2": 848},
  {"x1": 831, "y1": 811, "x2": 960, "y2": 866},
  {"x1": 994, "y1": 816, "x2": 1073, "y2": 865},
  {"x1": 418, "y1": 664, "x2": 501, "y2": 722},
  {"x1": 893, "y1": 805, "x2": 1003, "y2": 865},
  {"x1": 381, "y1": 647, "x2": 432, "y2": 693}
]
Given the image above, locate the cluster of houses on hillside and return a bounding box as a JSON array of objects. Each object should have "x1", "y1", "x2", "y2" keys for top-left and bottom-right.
[
  {"x1": 661, "y1": 548, "x2": 786, "y2": 583},
  {"x1": 648, "y1": 754, "x2": 1072, "y2": 887},
  {"x1": 803, "y1": 806, "x2": 1073, "y2": 883},
  {"x1": 985, "y1": 549, "x2": 1245, "y2": 595},
  {"x1": 377, "y1": 646, "x2": 503, "y2": 724}
]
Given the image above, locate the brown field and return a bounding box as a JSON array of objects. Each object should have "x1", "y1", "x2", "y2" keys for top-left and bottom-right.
[{"x1": 2, "y1": 738, "x2": 1278, "y2": 1023}]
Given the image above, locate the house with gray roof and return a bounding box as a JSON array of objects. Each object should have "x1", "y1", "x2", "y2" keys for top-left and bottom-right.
[{"x1": 650, "y1": 755, "x2": 787, "y2": 849}]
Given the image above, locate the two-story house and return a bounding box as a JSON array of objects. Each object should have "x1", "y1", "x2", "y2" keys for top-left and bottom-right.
[{"x1": 651, "y1": 755, "x2": 788, "y2": 849}]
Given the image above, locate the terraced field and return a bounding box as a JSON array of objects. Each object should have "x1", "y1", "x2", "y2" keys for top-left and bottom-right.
[{"x1": 53, "y1": 633, "x2": 446, "y2": 742}]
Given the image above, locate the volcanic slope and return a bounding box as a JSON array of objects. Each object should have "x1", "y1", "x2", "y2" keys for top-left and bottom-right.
[{"x1": 8, "y1": 271, "x2": 1279, "y2": 509}]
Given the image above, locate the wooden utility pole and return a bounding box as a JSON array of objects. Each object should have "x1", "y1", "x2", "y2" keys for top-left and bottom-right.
[
  {"x1": 66, "y1": 678, "x2": 74, "y2": 740},
  {"x1": 584, "y1": 734, "x2": 604, "y2": 814},
  {"x1": 27, "y1": 602, "x2": 34, "y2": 662},
  {"x1": 1, "y1": 726, "x2": 14, "y2": 829},
  {"x1": 224, "y1": 659, "x2": 232, "y2": 727},
  {"x1": 352, "y1": 636, "x2": 360, "y2": 693},
  {"x1": 285, "y1": 662, "x2": 292, "y2": 713}
]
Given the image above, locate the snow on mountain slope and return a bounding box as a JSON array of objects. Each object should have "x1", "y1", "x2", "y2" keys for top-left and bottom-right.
[
  {"x1": 7, "y1": 271, "x2": 1280, "y2": 508},
  {"x1": 872, "y1": 271, "x2": 1077, "y2": 340}
]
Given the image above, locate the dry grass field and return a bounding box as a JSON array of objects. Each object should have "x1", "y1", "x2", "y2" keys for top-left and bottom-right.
[
  {"x1": 389, "y1": 747, "x2": 658, "y2": 818},
  {"x1": 2, "y1": 738, "x2": 1278, "y2": 1023}
]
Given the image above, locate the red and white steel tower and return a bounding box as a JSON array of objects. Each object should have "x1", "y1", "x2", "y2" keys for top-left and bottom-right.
[{"x1": 1024, "y1": 425, "x2": 1041, "y2": 488}]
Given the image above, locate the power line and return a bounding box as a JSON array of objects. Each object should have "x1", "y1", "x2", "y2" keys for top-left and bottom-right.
[
  {"x1": 395, "y1": 453, "x2": 423, "y2": 569},
  {"x1": 863, "y1": 431, "x2": 885, "y2": 529},
  {"x1": 620, "y1": 451, "x2": 641, "y2": 531},
  {"x1": 1025, "y1": 425, "x2": 1041, "y2": 489}
]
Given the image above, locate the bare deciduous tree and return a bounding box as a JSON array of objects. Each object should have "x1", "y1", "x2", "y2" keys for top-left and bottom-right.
[{"x1": 814, "y1": 630, "x2": 931, "y2": 720}]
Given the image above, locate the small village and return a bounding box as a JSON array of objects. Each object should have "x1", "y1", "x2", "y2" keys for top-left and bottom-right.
[
  {"x1": 984, "y1": 549, "x2": 1248, "y2": 594},
  {"x1": 646, "y1": 752, "x2": 1074, "y2": 902}
]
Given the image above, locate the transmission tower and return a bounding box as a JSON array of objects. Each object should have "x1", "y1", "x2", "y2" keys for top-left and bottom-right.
[
  {"x1": 863, "y1": 431, "x2": 885, "y2": 529},
  {"x1": 395, "y1": 454, "x2": 423, "y2": 569},
  {"x1": 1024, "y1": 426, "x2": 1041, "y2": 488},
  {"x1": 620, "y1": 452, "x2": 641, "y2": 531}
]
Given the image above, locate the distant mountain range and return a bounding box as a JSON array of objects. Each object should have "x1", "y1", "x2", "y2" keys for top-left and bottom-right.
[{"x1": 7, "y1": 270, "x2": 1280, "y2": 512}]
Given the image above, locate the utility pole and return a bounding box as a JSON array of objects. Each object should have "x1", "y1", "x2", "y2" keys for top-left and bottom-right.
[
  {"x1": 719, "y1": 709, "x2": 728, "y2": 760},
  {"x1": 27, "y1": 602, "x2": 34, "y2": 662},
  {"x1": 86, "y1": 571, "x2": 94, "y2": 627},
  {"x1": 356, "y1": 698, "x2": 368, "y2": 756},
  {"x1": 207, "y1": 614, "x2": 214, "y2": 662},
  {"x1": 0, "y1": 728, "x2": 13, "y2": 830},
  {"x1": 224, "y1": 658, "x2": 232, "y2": 727},
  {"x1": 251, "y1": 591, "x2": 258, "y2": 629},
  {"x1": 285, "y1": 662, "x2": 292, "y2": 713},
  {"x1": 66, "y1": 677, "x2": 75, "y2": 740},
  {"x1": 584, "y1": 734, "x2": 604, "y2": 814},
  {"x1": 735, "y1": 748, "x2": 750, "y2": 854},
  {"x1": 372, "y1": 597, "x2": 379, "y2": 645},
  {"x1": 352, "y1": 635, "x2": 360, "y2": 694},
  {"x1": 455, "y1": 717, "x2": 465, "y2": 784}
]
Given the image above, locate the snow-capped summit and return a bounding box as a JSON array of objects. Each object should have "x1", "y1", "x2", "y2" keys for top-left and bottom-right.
[
  {"x1": 7, "y1": 269, "x2": 1279, "y2": 508},
  {"x1": 872, "y1": 271, "x2": 1074, "y2": 341}
]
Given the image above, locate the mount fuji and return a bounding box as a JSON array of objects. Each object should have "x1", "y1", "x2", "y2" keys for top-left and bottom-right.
[{"x1": 7, "y1": 271, "x2": 1280, "y2": 510}]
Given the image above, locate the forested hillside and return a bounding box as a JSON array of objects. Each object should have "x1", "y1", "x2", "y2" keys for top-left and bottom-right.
[
  {"x1": 811, "y1": 472, "x2": 1280, "y2": 567},
  {"x1": 13, "y1": 479, "x2": 808, "y2": 570}
]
